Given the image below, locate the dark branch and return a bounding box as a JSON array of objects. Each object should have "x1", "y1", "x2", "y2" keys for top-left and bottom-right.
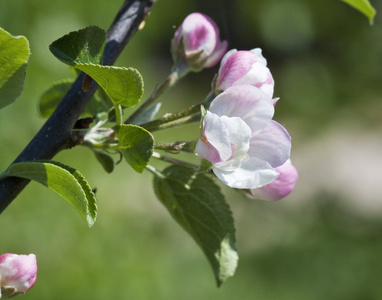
[{"x1": 0, "y1": 0, "x2": 155, "y2": 213}]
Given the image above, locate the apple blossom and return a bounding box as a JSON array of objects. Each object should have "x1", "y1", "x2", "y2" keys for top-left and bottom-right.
[
  {"x1": 171, "y1": 13, "x2": 228, "y2": 73},
  {"x1": 0, "y1": 253, "x2": 37, "y2": 298},
  {"x1": 195, "y1": 85, "x2": 291, "y2": 189},
  {"x1": 249, "y1": 160, "x2": 298, "y2": 201},
  {"x1": 214, "y1": 49, "x2": 275, "y2": 100}
]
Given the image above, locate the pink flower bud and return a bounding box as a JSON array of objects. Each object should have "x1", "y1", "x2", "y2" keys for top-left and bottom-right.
[
  {"x1": 0, "y1": 253, "x2": 37, "y2": 298},
  {"x1": 215, "y1": 49, "x2": 275, "y2": 99},
  {"x1": 171, "y1": 13, "x2": 228, "y2": 73},
  {"x1": 249, "y1": 160, "x2": 298, "y2": 201}
]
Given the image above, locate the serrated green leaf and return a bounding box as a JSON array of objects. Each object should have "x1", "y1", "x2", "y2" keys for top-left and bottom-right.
[
  {"x1": 49, "y1": 25, "x2": 106, "y2": 65},
  {"x1": 2, "y1": 161, "x2": 97, "y2": 227},
  {"x1": 75, "y1": 64, "x2": 144, "y2": 108},
  {"x1": 114, "y1": 124, "x2": 154, "y2": 173},
  {"x1": 341, "y1": 0, "x2": 376, "y2": 24},
  {"x1": 49, "y1": 26, "x2": 144, "y2": 108},
  {"x1": 153, "y1": 165, "x2": 238, "y2": 286},
  {"x1": 0, "y1": 28, "x2": 30, "y2": 110}
]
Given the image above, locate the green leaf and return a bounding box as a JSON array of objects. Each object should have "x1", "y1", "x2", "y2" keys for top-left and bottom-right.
[
  {"x1": 92, "y1": 149, "x2": 115, "y2": 173},
  {"x1": 39, "y1": 79, "x2": 114, "y2": 119},
  {"x1": 153, "y1": 165, "x2": 238, "y2": 286},
  {"x1": 75, "y1": 64, "x2": 144, "y2": 108},
  {"x1": 49, "y1": 26, "x2": 144, "y2": 108},
  {"x1": 39, "y1": 79, "x2": 74, "y2": 118},
  {"x1": 49, "y1": 25, "x2": 106, "y2": 65},
  {"x1": 341, "y1": 0, "x2": 376, "y2": 24},
  {"x1": 2, "y1": 161, "x2": 97, "y2": 227},
  {"x1": 0, "y1": 28, "x2": 30, "y2": 110},
  {"x1": 114, "y1": 124, "x2": 154, "y2": 173}
]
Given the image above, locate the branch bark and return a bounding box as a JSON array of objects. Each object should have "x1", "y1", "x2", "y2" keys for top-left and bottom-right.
[{"x1": 0, "y1": 0, "x2": 156, "y2": 213}]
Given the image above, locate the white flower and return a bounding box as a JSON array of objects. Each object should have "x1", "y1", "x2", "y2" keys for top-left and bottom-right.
[{"x1": 196, "y1": 85, "x2": 291, "y2": 189}]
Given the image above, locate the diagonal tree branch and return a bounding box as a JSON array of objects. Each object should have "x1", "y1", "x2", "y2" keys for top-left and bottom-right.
[{"x1": 0, "y1": 0, "x2": 156, "y2": 213}]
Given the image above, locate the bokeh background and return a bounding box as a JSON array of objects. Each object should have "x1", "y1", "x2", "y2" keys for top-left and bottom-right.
[{"x1": 1, "y1": 0, "x2": 382, "y2": 299}]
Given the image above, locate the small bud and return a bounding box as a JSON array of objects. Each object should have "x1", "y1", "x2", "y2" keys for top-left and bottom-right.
[
  {"x1": 0, "y1": 253, "x2": 37, "y2": 298},
  {"x1": 171, "y1": 13, "x2": 228, "y2": 74}
]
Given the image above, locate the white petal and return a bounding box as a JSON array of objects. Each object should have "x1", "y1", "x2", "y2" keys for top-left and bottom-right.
[
  {"x1": 233, "y1": 62, "x2": 270, "y2": 87},
  {"x1": 248, "y1": 120, "x2": 291, "y2": 168},
  {"x1": 213, "y1": 157, "x2": 279, "y2": 189},
  {"x1": 209, "y1": 85, "x2": 274, "y2": 135},
  {"x1": 197, "y1": 111, "x2": 232, "y2": 162},
  {"x1": 214, "y1": 116, "x2": 251, "y2": 170},
  {"x1": 250, "y1": 48, "x2": 267, "y2": 66}
]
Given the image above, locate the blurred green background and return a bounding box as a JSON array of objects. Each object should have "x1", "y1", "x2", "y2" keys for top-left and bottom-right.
[{"x1": 1, "y1": 0, "x2": 382, "y2": 299}]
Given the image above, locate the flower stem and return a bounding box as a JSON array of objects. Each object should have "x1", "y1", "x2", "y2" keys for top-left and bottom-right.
[
  {"x1": 138, "y1": 90, "x2": 215, "y2": 132},
  {"x1": 142, "y1": 112, "x2": 201, "y2": 132},
  {"x1": 145, "y1": 164, "x2": 165, "y2": 178},
  {"x1": 126, "y1": 71, "x2": 179, "y2": 124},
  {"x1": 155, "y1": 140, "x2": 197, "y2": 153},
  {"x1": 151, "y1": 152, "x2": 198, "y2": 168}
]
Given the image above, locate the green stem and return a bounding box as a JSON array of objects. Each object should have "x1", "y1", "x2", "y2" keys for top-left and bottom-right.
[
  {"x1": 143, "y1": 112, "x2": 201, "y2": 132},
  {"x1": 152, "y1": 152, "x2": 198, "y2": 168},
  {"x1": 155, "y1": 140, "x2": 197, "y2": 153},
  {"x1": 138, "y1": 90, "x2": 215, "y2": 132},
  {"x1": 114, "y1": 103, "x2": 123, "y2": 126},
  {"x1": 126, "y1": 71, "x2": 179, "y2": 124},
  {"x1": 145, "y1": 164, "x2": 165, "y2": 178},
  {"x1": 83, "y1": 141, "x2": 120, "y2": 151}
]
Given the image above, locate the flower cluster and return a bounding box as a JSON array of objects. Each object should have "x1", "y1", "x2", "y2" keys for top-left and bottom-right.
[
  {"x1": 0, "y1": 253, "x2": 37, "y2": 298},
  {"x1": 173, "y1": 13, "x2": 298, "y2": 200}
]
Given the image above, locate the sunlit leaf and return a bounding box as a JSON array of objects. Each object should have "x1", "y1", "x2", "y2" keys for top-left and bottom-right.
[
  {"x1": 1, "y1": 161, "x2": 97, "y2": 227},
  {"x1": 0, "y1": 28, "x2": 30, "y2": 109},
  {"x1": 75, "y1": 64, "x2": 143, "y2": 108},
  {"x1": 341, "y1": 0, "x2": 376, "y2": 24},
  {"x1": 49, "y1": 25, "x2": 106, "y2": 65},
  {"x1": 153, "y1": 165, "x2": 238, "y2": 286},
  {"x1": 114, "y1": 124, "x2": 154, "y2": 173},
  {"x1": 49, "y1": 25, "x2": 144, "y2": 108}
]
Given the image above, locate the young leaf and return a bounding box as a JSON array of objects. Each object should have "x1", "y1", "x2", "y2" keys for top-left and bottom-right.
[
  {"x1": 341, "y1": 0, "x2": 376, "y2": 24},
  {"x1": 153, "y1": 165, "x2": 238, "y2": 286},
  {"x1": 49, "y1": 25, "x2": 106, "y2": 65},
  {"x1": 114, "y1": 124, "x2": 154, "y2": 173},
  {"x1": 39, "y1": 79, "x2": 74, "y2": 118},
  {"x1": 75, "y1": 64, "x2": 144, "y2": 108},
  {"x1": 0, "y1": 28, "x2": 30, "y2": 109},
  {"x1": 1, "y1": 161, "x2": 97, "y2": 227}
]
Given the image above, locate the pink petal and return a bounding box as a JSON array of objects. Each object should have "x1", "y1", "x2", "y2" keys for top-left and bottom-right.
[
  {"x1": 250, "y1": 160, "x2": 298, "y2": 201},
  {"x1": 248, "y1": 120, "x2": 291, "y2": 168}
]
